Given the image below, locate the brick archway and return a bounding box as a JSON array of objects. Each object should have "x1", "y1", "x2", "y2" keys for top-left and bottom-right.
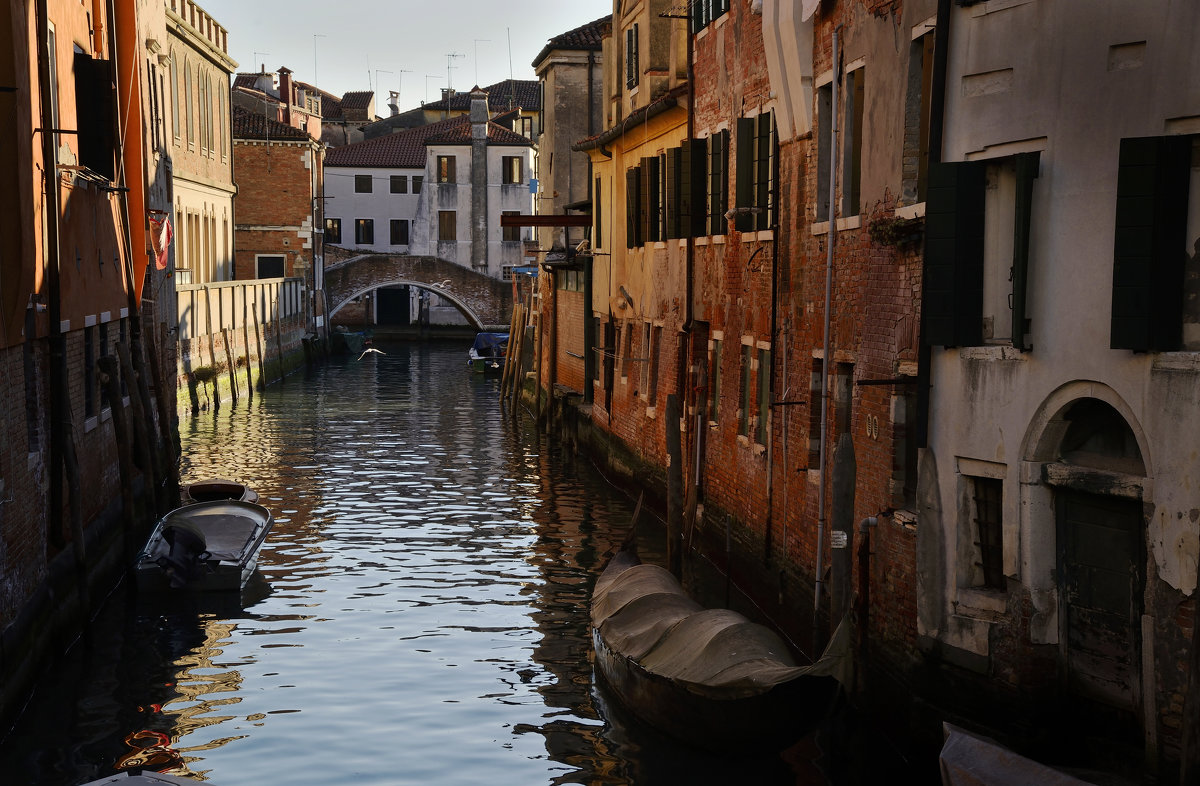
[{"x1": 324, "y1": 253, "x2": 514, "y2": 330}]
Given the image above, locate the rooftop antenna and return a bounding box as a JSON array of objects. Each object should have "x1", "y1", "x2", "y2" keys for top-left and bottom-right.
[
  {"x1": 445, "y1": 52, "x2": 464, "y2": 93},
  {"x1": 312, "y1": 34, "x2": 325, "y2": 86},
  {"x1": 473, "y1": 39, "x2": 490, "y2": 86},
  {"x1": 374, "y1": 69, "x2": 393, "y2": 107},
  {"x1": 253, "y1": 52, "x2": 271, "y2": 73},
  {"x1": 425, "y1": 74, "x2": 443, "y2": 104},
  {"x1": 507, "y1": 28, "x2": 514, "y2": 109},
  {"x1": 397, "y1": 68, "x2": 413, "y2": 110}
]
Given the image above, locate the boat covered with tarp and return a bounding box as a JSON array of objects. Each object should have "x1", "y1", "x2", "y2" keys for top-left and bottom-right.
[
  {"x1": 135, "y1": 500, "x2": 273, "y2": 593},
  {"x1": 939, "y1": 723, "x2": 1114, "y2": 786},
  {"x1": 467, "y1": 332, "x2": 508, "y2": 373},
  {"x1": 181, "y1": 477, "x2": 259, "y2": 505},
  {"x1": 590, "y1": 547, "x2": 850, "y2": 752}
]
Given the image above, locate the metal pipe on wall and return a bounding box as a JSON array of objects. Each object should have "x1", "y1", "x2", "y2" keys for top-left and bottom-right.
[{"x1": 814, "y1": 25, "x2": 841, "y2": 651}]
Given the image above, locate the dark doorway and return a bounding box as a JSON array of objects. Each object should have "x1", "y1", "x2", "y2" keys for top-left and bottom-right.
[
  {"x1": 376, "y1": 286, "x2": 411, "y2": 325},
  {"x1": 1056, "y1": 489, "x2": 1144, "y2": 759}
]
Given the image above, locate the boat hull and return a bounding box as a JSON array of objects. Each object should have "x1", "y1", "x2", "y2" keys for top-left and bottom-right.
[
  {"x1": 591, "y1": 624, "x2": 837, "y2": 752},
  {"x1": 136, "y1": 500, "x2": 273, "y2": 593},
  {"x1": 181, "y1": 478, "x2": 259, "y2": 505}
]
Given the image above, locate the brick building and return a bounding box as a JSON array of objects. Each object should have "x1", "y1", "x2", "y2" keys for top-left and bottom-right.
[
  {"x1": 0, "y1": 0, "x2": 178, "y2": 728},
  {"x1": 230, "y1": 105, "x2": 325, "y2": 323}
]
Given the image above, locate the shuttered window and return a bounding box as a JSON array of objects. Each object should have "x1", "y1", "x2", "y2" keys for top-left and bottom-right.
[
  {"x1": 735, "y1": 113, "x2": 776, "y2": 232},
  {"x1": 625, "y1": 24, "x2": 640, "y2": 89},
  {"x1": 1111, "y1": 135, "x2": 1192, "y2": 352},
  {"x1": 625, "y1": 166, "x2": 641, "y2": 248},
  {"x1": 922, "y1": 161, "x2": 986, "y2": 348},
  {"x1": 708, "y1": 130, "x2": 729, "y2": 236},
  {"x1": 641, "y1": 156, "x2": 661, "y2": 243}
]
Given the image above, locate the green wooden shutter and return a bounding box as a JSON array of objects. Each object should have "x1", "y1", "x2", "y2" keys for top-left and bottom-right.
[
  {"x1": 923, "y1": 161, "x2": 986, "y2": 347},
  {"x1": 665, "y1": 147, "x2": 680, "y2": 239},
  {"x1": 756, "y1": 113, "x2": 775, "y2": 231},
  {"x1": 708, "y1": 132, "x2": 727, "y2": 236},
  {"x1": 735, "y1": 117, "x2": 755, "y2": 232},
  {"x1": 690, "y1": 139, "x2": 708, "y2": 237},
  {"x1": 639, "y1": 158, "x2": 652, "y2": 245},
  {"x1": 626, "y1": 167, "x2": 639, "y2": 249},
  {"x1": 1111, "y1": 136, "x2": 1191, "y2": 351},
  {"x1": 1010, "y1": 152, "x2": 1040, "y2": 351},
  {"x1": 680, "y1": 141, "x2": 695, "y2": 237}
]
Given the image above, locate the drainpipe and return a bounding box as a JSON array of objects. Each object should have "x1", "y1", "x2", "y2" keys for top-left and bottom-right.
[{"x1": 813, "y1": 24, "x2": 841, "y2": 650}]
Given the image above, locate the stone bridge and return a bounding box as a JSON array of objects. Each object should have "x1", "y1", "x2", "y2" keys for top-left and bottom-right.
[{"x1": 324, "y1": 253, "x2": 514, "y2": 330}]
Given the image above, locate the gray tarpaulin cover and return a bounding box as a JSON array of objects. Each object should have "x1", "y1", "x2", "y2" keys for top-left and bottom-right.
[{"x1": 592, "y1": 560, "x2": 852, "y2": 699}]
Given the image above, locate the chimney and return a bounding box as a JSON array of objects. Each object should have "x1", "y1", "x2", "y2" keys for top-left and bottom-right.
[
  {"x1": 388, "y1": 90, "x2": 399, "y2": 117},
  {"x1": 278, "y1": 66, "x2": 294, "y2": 127},
  {"x1": 470, "y1": 86, "x2": 488, "y2": 272},
  {"x1": 254, "y1": 66, "x2": 278, "y2": 98}
]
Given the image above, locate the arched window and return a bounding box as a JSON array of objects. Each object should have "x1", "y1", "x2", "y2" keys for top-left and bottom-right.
[
  {"x1": 185, "y1": 59, "x2": 193, "y2": 148},
  {"x1": 198, "y1": 72, "x2": 207, "y2": 152},
  {"x1": 170, "y1": 53, "x2": 179, "y2": 139}
]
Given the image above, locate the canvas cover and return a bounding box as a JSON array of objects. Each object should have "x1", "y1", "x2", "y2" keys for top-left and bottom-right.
[
  {"x1": 592, "y1": 557, "x2": 853, "y2": 698},
  {"x1": 939, "y1": 723, "x2": 1098, "y2": 786}
]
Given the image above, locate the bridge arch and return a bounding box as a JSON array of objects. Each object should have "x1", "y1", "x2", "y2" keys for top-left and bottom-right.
[
  {"x1": 330, "y1": 279, "x2": 487, "y2": 330},
  {"x1": 323, "y1": 253, "x2": 514, "y2": 330}
]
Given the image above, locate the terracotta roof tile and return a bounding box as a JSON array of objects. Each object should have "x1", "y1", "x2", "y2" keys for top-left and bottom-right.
[
  {"x1": 421, "y1": 79, "x2": 540, "y2": 113},
  {"x1": 231, "y1": 105, "x2": 312, "y2": 142},
  {"x1": 532, "y1": 14, "x2": 610, "y2": 68},
  {"x1": 325, "y1": 114, "x2": 530, "y2": 169}
]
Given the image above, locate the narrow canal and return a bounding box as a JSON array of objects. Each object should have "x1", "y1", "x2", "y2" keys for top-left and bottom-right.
[{"x1": 0, "y1": 340, "x2": 837, "y2": 786}]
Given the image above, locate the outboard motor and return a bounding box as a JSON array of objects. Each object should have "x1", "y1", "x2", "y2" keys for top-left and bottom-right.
[{"x1": 158, "y1": 521, "x2": 209, "y2": 588}]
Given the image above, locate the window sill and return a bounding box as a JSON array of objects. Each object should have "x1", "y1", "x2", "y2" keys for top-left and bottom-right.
[
  {"x1": 955, "y1": 587, "x2": 1008, "y2": 621},
  {"x1": 894, "y1": 202, "x2": 926, "y2": 220},
  {"x1": 812, "y1": 220, "x2": 830, "y2": 236},
  {"x1": 742, "y1": 230, "x2": 773, "y2": 243},
  {"x1": 645, "y1": 406, "x2": 656, "y2": 419},
  {"x1": 85, "y1": 415, "x2": 99, "y2": 434},
  {"x1": 696, "y1": 237, "x2": 710, "y2": 247},
  {"x1": 957, "y1": 345, "x2": 1027, "y2": 361},
  {"x1": 836, "y1": 216, "x2": 862, "y2": 232},
  {"x1": 712, "y1": 235, "x2": 726, "y2": 245}
]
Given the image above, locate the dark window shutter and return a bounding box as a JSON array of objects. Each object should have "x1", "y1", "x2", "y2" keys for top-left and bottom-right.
[
  {"x1": 665, "y1": 148, "x2": 680, "y2": 239},
  {"x1": 690, "y1": 139, "x2": 708, "y2": 237},
  {"x1": 922, "y1": 161, "x2": 986, "y2": 347},
  {"x1": 735, "y1": 118, "x2": 755, "y2": 232},
  {"x1": 1111, "y1": 136, "x2": 1191, "y2": 351},
  {"x1": 756, "y1": 113, "x2": 774, "y2": 230},
  {"x1": 1010, "y1": 151, "x2": 1040, "y2": 351},
  {"x1": 645, "y1": 156, "x2": 661, "y2": 242},
  {"x1": 639, "y1": 158, "x2": 653, "y2": 244},
  {"x1": 680, "y1": 141, "x2": 695, "y2": 237},
  {"x1": 708, "y1": 131, "x2": 727, "y2": 236},
  {"x1": 594, "y1": 177, "x2": 602, "y2": 249},
  {"x1": 626, "y1": 167, "x2": 640, "y2": 248},
  {"x1": 75, "y1": 54, "x2": 115, "y2": 180}
]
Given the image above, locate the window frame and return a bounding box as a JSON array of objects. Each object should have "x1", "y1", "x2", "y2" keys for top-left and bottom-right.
[
  {"x1": 437, "y1": 155, "x2": 456, "y2": 184},
  {"x1": 390, "y1": 218, "x2": 409, "y2": 246},
  {"x1": 390, "y1": 175, "x2": 408, "y2": 194},
  {"x1": 355, "y1": 174, "x2": 373, "y2": 193},
  {"x1": 325, "y1": 218, "x2": 342, "y2": 244},
  {"x1": 502, "y1": 156, "x2": 523, "y2": 185},
  {"x1": 438, "y1": 210, "x2": 457, "y2": 242},
  {"x1": 354, "y1": 218, "x2": 374, "y2": 245}
]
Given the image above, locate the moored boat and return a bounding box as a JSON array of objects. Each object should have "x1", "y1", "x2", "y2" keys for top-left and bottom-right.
[
  {"x1": 467, "y1": 331, "x2": 508, "y2": 374},
  {"x1": 590, "y1": 546, "x2": 850, "y2": 752},
  {"x1": 181, "y1": 477, "x2": 259, "y2": 505},
  {"x1": 78, "y1": 771, "x2": 214, "y2": 785},
  {"x1": 136, "y1": 500, "x2": 273, "y2": 592}
]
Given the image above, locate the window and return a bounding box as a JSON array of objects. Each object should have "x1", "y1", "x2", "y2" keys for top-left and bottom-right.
[
  {"x1": 625, "y1": 23, "x2": 640, "y2": 90},
  {"x1": 256, "y1": 255, "x2": 286, "y2": 278},
  {"x1": 756, "y1": 347, "x2": 771, "y2": 444},
  {"x1": 625, "y1": 165, "x2": 641, "y2": 248},
  {"x1": 390, "y1": 175, "x2": 408, "y2": 194},
  {"x1": 169, "y1": 52, "x2": 179, "y2": 139},
  {"x1": 437, "y1": 156, "x2": 456, "y2": 183},
  {"x1": 640, "y1": 322, "x2": 651, "y2": 394},
  {"x1": 843, "y1": 67, "x2": 866, "y2": 217},
  {"x1": 738, "y1": 343, "x2": 752, "y2": 437},
  {"x1": 1111, "y1": 134, "x2": 1199, "y2": 351},
  {"x1": 74, "y1": 52, "x2": 116, "y2": 180},
  {"x1": 413, "y1": 175, "x2": 424, "y2": 193},
  {"x1": 594, "y1": 177, "x2": 603, "y2": 250},
  {"x1": 390, "y1": 219, "x2": 409, "y2": 246},
  {"x1": 641, "y1": 156, "x2": 662, "y2": 243},
  {"x1": 923, "y1": 152, "x2": 1039, "y2": 349},
  {"x1": 816, "y1": 82, "x2": 832, "y2": 222},
  {"x1": 84, "y1": 326, "x2": 96, "y2": 419},
  {"x1": 98, "y1": 322, "x2": 109, "y2": 411},
  {"x1": 691, "y1": 0, "x2": 730, "y2": 33},
  {"x1": 502, "y1": 156, "x2": 523, "y2": 185},
  {"x1": 325, "y1": 218, "x2": 342, "y2": 244},
  {"x1": 904, "y1": 29, "x2": 936, "y2": 204},
  {"x1": 355, "y1": 218, "x2": 374, "y2": 244},
  {"x1": 355, "y1": 174, "x2": 373, "y2": 193},
  {"x1": 198, "y1": 73, "x2": 208, "y2": 152},
  {"x1": 185, "y1": 62, "x2": 193, "y2": 148},
  {"x1": 648, "y1": 325, "x2": 662, "y2": 405},
  {"x1": 707, "y1": 130, "x2": 729, "y2": 236},
  {"x1": 708, "y1": 338, "x2": 722, "y2": 423},
  {"x1": 621, "y1": 322, "x2": 633, "y2": 380},
  {"x1": 735, "y1": 113, "x2": 776, "y2": 232},
  {"x1": 438, "y1": 210, "x2": 456, "y2": 242},
  {"x1": 969, "y1": 476, "x2": 1006, "y2": 591},
  {"x1": 502, "y1": 211, "x2": 521, "y2": 242}
]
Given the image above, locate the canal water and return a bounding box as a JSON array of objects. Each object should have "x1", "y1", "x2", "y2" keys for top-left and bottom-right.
[{"x1": 0, "y1": 341, "x2": 839, "y2": 786}]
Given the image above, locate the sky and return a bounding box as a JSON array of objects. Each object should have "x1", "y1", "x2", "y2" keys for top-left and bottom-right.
[{"x1": 199, "y1": 0, "x2": 613, "y2": 113}]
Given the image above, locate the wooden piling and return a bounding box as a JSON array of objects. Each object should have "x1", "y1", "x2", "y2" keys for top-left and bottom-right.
[
  {"x1": 242, "y1": 300, "x2": 255, "y2": 400},
  {"x1": 252, "y1": 300, "x2": 266, "y2": 391},
  {"x1": 273, "y1": 299, "x2": 286, "y2": 384},
  {"x1": 222, "y1": 328, "x2": 239, "y2": 404}
]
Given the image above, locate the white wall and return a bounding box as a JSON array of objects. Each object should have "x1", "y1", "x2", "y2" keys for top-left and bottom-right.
[{"x1": 324, "y1": 165, "x2": 423, "y2": 253}]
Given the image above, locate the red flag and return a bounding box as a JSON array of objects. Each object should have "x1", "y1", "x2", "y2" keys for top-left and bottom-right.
[{"x1": 148, "y1": 213, "x2": 173, "y2": 270}]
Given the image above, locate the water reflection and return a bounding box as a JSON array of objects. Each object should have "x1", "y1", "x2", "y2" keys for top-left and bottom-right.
[{"x1": 0, "y1": 341, "x2": 825, "y2": 785}]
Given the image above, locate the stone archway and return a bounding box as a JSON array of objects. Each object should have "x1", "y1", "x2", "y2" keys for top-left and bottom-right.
[{"x1": 323, "y1": 253, "x2": 514, "y2": 329}]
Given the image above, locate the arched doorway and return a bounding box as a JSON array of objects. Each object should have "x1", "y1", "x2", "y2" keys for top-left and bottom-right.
[{"x1": 1043, "y1": 397, "x2": 1147, "y2": 760}]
